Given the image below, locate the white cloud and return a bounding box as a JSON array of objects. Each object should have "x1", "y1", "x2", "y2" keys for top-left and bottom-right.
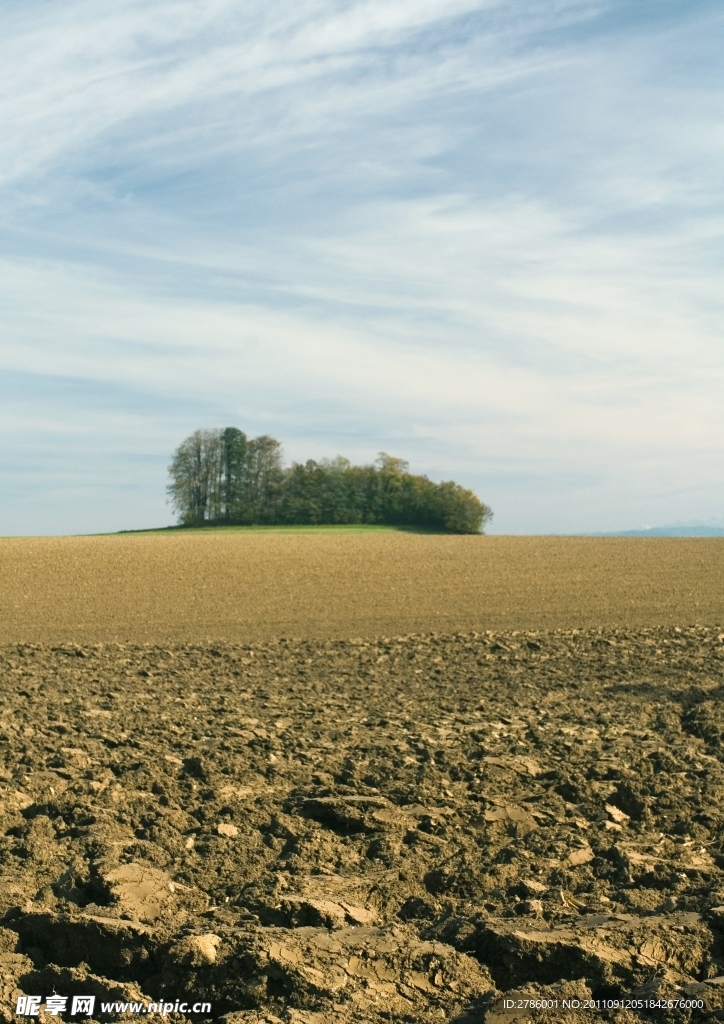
[
  {"x1": 0, "y1": 0, "x2": 596, "y2": 189},
  {"x1": 0, "y1": 0, "x2": 723, "y2": 533}
]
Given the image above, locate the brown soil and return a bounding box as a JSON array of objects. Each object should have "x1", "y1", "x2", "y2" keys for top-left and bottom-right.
[
  {"x1": 2, "y1": 534, "x2": 724, "y2": 643},
  {"x1": 3, "y1": 628, "x2": 724, "y2": 1022}
]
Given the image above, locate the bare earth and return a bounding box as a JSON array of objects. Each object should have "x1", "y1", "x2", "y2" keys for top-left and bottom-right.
[
  {"x1": 2, "y1": 534, "x2": 724, "y2": 643},
  {"x1": 2, "y1": 536, "x2": 724, "y2": 1023}
]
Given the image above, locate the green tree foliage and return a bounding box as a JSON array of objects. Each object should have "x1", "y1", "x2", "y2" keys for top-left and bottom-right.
[
  {"x1": 168, "y1": 429, "x2": 492, "y2": 533},
  {"x1": 220, "y1": 427, "x2": 247, "y2": 522},
  {"x1": 167, "y1": 429, "x2": 223, "y2": 526}
]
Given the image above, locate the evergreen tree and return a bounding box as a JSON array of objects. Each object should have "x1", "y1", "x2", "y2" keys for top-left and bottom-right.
[{"x1": 220, "y1": 427, "x2": 248, "y2": 522}]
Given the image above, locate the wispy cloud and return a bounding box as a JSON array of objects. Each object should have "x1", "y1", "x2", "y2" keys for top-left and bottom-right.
[
  {"x1": 0, "y1": 0, "x2": 722, "y2": 533},
  {"x1": 0, "y1": 0, "x2": 522, "y2": 183}
]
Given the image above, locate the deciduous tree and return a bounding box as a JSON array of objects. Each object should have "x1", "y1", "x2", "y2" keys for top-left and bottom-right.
[{"x1": 168, "y1": 430, "x2": 492, "y2": 533}]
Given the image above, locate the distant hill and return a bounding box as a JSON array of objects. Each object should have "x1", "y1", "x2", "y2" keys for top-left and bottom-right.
[{"x1": 603, "y1": 525, "x2": 724, "y2": 538}]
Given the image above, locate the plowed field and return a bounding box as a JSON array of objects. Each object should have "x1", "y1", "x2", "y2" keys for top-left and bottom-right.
[
  {"x1": 2, "y1": 534, "x2": 724, "y2": 643},
  {"x1": 2, "y1": 536, "x2": 724, "y2": 1023}
]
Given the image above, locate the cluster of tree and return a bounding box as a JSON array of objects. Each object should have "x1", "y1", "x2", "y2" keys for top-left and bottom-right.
[{"x1": 167, "y1": 428, "x2": 492, "y2": 534}]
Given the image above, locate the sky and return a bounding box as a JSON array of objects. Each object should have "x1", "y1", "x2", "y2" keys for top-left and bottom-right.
[{"x1": 1, "y1": 0, "x2": 723, "y2": 535}]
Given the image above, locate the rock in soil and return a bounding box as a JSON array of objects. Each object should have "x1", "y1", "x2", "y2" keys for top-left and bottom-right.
[{"x1": 2, "y1": 627, "x2": 724, "y2": 1021}]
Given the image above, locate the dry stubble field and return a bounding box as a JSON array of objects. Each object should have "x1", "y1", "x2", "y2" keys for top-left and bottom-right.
[{"x1": 2, "y1": 533, "x2": 724, "y2": 1024}]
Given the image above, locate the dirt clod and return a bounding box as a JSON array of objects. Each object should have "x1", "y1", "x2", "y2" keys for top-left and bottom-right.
[{"x1": 3, "y1": 627, "x2": 724, "y2": 1021}]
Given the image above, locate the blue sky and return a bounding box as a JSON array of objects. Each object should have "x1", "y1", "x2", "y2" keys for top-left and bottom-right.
[{"x1": 1, "y1": 0, "x2": 722, "y2": 534}]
